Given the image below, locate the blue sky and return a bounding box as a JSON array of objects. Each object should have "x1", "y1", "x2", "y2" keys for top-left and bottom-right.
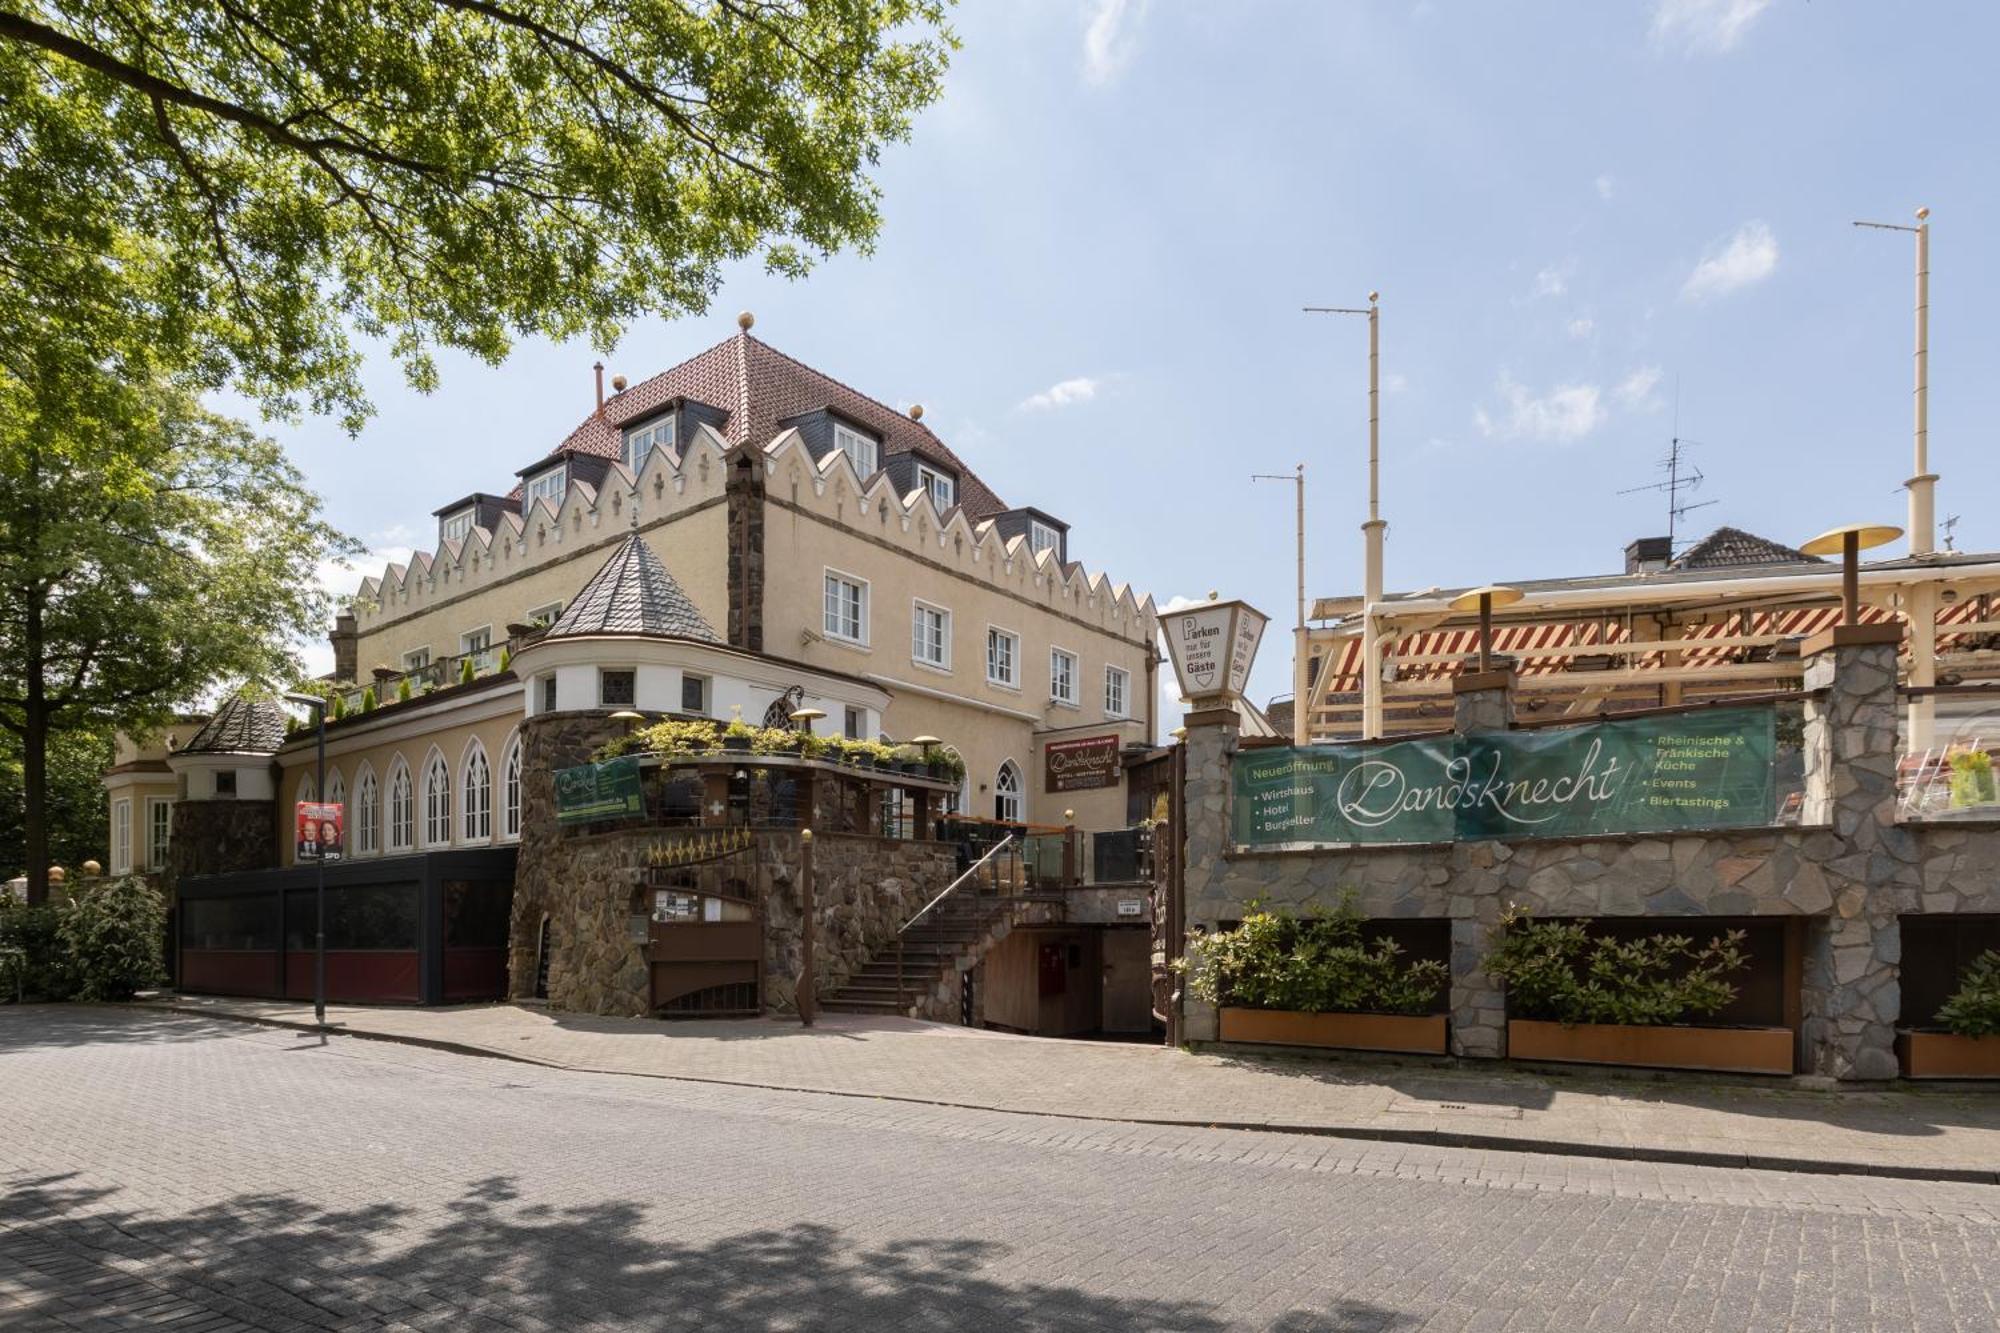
[{"x1": 279, "y1": 1, "x2": 2000, "y2": 732}]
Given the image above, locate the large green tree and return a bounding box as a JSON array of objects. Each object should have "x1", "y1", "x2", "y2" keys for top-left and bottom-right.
[
  {"x1": 0, "y1": 0, "x2": 954, "y2": 427},
  {"x1": 0, "y1": 383, "x2": 354, "y2": 902}
]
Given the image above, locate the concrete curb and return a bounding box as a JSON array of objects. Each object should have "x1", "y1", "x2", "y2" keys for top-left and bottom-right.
[{"x1": 152, "y1": 1002, "x2": 2000, "y2": 1187}]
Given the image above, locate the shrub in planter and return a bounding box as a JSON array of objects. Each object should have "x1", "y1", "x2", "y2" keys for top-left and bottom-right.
[
  {"x1": 1949, "y1": 750, "x2": 1997, "y2": 808},
  {"x1": 459, "y1": 656, "x2": 478, "y2": 686},
  {"x1": 1938, "y1": 950, "x2": 2000, "y2": 1037},
  {"x1": 0, "y1": 898, "x2": 78, "y2": 1002},
  {"x1": 596, "y1": 718, "x2": 720, "y2": 762},
  {"x1": 721, "y1": 710, "x2": 755, "y2": 752},
  {"x1": 54, "y1": 876, "x2": 167, "y2": 1001},
  {"x1": 1483, "y1": 909, "x2": 1749, "y2": 1026},
  {"x1": 397, "y1": 678, "x2": 413, "y2": 703},
  {"x1": 360, "y1": 686, "x2": 377, "y2": 713},
  {"x1": 1177, "y1": 897, "x2": 1448, "y2": 1017}
]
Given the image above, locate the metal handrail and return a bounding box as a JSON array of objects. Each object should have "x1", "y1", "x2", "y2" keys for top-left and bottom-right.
[
  {"x1": 896, "y1": 833, "x2": 1016, "y2": 1017},
  {"x1": 900, "y1": 834, "x2": 1014, "y2": 936}
]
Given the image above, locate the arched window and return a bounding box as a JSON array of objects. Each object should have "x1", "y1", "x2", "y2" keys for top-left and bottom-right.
[
  {"x1": 356, "y1": 765, "x2": 380, "y2": 855},
  {"x1": 325, "y1": 770, "x2": 346, "y2": 856},
  {"x1": 461, "y1": 741, "x2": 492, "y2": 842},
  {"x1": 994, "y1": 760, "x2": 1023, "y2": 824},
  {"x1": 423, "y1": 750, "x2": 452, "y2": 847},
  {"x1": 501, "y1": 734, "x2": 524, "y2": 840},
  {"x1": 388, "y1": 759, "x2": 415, "y2": 851},
  {"x1": 295, "y1": 773, "x2": 317, "y2": 806}
]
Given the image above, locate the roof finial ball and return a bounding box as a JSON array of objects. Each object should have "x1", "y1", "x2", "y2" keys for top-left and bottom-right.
[
  {"x1": 908, "y1": 404, "x2": 924, "y2": 422},
  {"x1": 737, "y1": 310, "x2": 755, "y2": 331}
]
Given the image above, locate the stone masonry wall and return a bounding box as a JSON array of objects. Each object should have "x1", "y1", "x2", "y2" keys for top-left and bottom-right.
[
  {"x1": 1180, "y1": 639, "x2": 2000, "y2": 1079},
  {"x1": 764, "y1": 832, "x2": 956, "y2": 1014}
]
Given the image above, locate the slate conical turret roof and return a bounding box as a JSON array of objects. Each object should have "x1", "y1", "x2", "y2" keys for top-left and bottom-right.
[
  {"x1": 544, "y1": 531, "x2": 720, "y2": 642},
  {"x1": 178, "y1": 695, "x2": 288, "y2": 755}
]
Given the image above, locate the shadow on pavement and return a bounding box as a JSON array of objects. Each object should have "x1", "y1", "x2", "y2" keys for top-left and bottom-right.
[{"x1": 0, "y1": 1173, "x2": 1415, "y2": 1332}]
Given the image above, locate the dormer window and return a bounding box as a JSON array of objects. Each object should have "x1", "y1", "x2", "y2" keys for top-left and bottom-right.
[
  {"x1": 918, "y1": 463, "x2": 955, "y2": 511},
  {"x1": 525, "y1": 465, "x2": 566, "y2": 509},
  {"x1": 1029, "y1": 520, "x2": 1060, "y2": 556},
  {"x1": 439, "y1": 507, "x2": 476, "y2": 546},
  {"x1": 833, "y1": 421, "x2": 879, "y2": 478},
  {"x1": 622, "y1": 412, "x2": 676, "y2": 470}
]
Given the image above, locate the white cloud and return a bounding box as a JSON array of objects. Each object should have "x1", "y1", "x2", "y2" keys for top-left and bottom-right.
[
  {"x1": 1681, "y1": 220, "x2": 1779, "y2": 301},
  {"x1": 1594, "y1": 174, "x2": 1616, "y2": 201},
  {"x1": 1650, "y1": 0, "x2": 1773, "y2": 54},
  {"x1": 1082, "y1": 0, "x2": 1146, "y2": 86},
  {"x1": 1017, "y1": 376, "x2": 1100, "y2": 412},
  {"x1": 1567, "y1": 316, "x2": 1595, "y2": 340},
  {"x1": 1530, "y1": 261, "x2": 1572, "y2": 299},
  {"x1": 1383, "y1": 372, "x2": 1409, "y2": 394},
  {"x1": 1475, "y1": 374, "x2": 1607, "y2": 444},
  {"x1": 1614, "y1": 366, "x2": 1665, "y2": 411}
]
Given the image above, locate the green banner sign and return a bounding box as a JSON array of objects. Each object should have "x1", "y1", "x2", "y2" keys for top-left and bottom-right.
[
  {"x1": 554, "y1": 755, "x2": 645, "y2": 825},
  {"x1": 1233, "y1": 707, "x2": 1775, "y2": 847}
]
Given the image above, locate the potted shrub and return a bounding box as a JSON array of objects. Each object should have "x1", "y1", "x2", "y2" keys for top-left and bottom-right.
[
  {"x1": 721, "y1": 712, "x2": 755, "y2": 753},
  {"x1": 929, "y1": 748, "x2": 965, "y2": 784},
  {"x1": 1177, "y1": 898, "x2": 1450, "y2": 1055},
  {"x1": 360, "y1": 686, "x2": 377, "y2": 713},
  {"x1": 1898, "y1": 949, "x2": 2000, "y2": 1078},
  {"x1": 459, "y1": 656, "x2": 477, "y2": 686},
  {"x1": 892, "y1": 744, "x2": 926, "y2": 776},
  {"x1": 1486, "y1": 910, "x2": 1790, "y2": 1074},
  {"x1": 397, "y1": 678, "x2": 413, "y2": 703},
  {"x1": 1949, "y1": 750, "x2": 1997, "y2": 809}
]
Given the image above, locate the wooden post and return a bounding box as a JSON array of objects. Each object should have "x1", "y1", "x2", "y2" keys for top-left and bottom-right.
[
  {"x1": 1062, "y1": 809, "x2": 1078, "y2": 886},
  {"x1": 798, "y1": 827, "x2": 816, "y2": 1027},
  {"x1": 912, "y1": 788, "x2": 933, "y2": 842},
  {"x1": 702, "y1": 771, "x2": 730, "y2": 827}
]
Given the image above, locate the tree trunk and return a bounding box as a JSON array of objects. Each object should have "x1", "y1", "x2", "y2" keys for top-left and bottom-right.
[{"x1": 23, "y1": 591, "x2": 48, "y2": 906}]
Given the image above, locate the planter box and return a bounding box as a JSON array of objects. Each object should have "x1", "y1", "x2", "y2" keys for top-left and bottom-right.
[
  {"x1": 1507, "y1": 1018, "x2": 1792, "y2": 1075},
  {"x1": 1897, "y1": 1030, "x2": 2000, "y2": 1079},
  {"x1": 1219, "y1": 1007, "x2": 1447, "y2": 1055}
]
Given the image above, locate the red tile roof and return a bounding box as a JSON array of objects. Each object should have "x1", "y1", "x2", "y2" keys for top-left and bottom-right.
[{"x1": 544, "y1": 332, "x2": 1008, "y2": 519}]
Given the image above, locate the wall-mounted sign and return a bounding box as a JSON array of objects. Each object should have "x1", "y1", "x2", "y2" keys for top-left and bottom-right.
[
  {"x1": 1045, "y1": 734, "x2": 1122, "y2": 792},
  {"x1": 1233, "y1": 707, "x2": 1776, "y2": 847},
  {"x1": 1163, "y1": 599, "x2": 1268, "y2": 705},
  {"x1": 294, "y1": 801, "x2": 344, "y2": 862},
  {"x1": 555, "y1": 755, "x2": 645, "y2": 825},
  {"x1": 1116, "y1": 898, "x2": 1146, "y2": 917}
]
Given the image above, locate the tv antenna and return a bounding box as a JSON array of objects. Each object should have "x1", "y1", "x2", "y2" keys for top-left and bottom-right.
[
  {"x1": 1942, "y1": 514, "x2": 1960, "y2": 552},
  {"x1": 1619, "y1": 434, "x2": 1716, "y2": 552}
]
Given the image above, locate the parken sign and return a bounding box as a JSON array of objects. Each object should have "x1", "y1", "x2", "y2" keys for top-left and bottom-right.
[{"x1": 1164, "y1": 599, "x2": 1268, "y2": 705}]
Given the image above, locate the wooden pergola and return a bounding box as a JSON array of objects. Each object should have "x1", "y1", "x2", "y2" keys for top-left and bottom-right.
[{"x1": 1295, "y1": 549, "x2": 2000, "y2": 745}]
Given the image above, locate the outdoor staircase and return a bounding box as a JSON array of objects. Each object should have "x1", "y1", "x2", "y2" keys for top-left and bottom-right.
[{"x1": 821, "y1": 835, "x2": 1040, "y2": 1019}]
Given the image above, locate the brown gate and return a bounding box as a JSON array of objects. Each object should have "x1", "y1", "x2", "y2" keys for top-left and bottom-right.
[{"x1": 640, "y1": 829, "x2": 765, "y2": 1017}]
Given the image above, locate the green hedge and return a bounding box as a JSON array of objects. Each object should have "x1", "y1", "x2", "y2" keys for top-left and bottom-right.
[
  {"x1": 1484, "y1": 909, "x2": 1749, "y2": 1027},
  {"x1": 0, "y1": 876, "x2": 167, "y2": 1002},
  {"x1": 1178, "y1": 897, "x2": 1447, "y2": 1017}
]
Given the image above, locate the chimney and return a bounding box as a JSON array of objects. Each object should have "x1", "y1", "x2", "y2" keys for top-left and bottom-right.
[
  {"x1": 329, "y1": 611, "x2": 358, "y2": 683},
  {"x1": 1624, "y1": 536, "x2": 1672, "y2": 575},
  {"x1": 593, "y1": 361, "x2": 605, "y2": 413}
]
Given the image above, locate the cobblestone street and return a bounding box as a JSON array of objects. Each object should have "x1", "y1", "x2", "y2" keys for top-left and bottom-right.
[{"x1": 5, "y1": 1007, "x2": 1999, "y2": 1331}]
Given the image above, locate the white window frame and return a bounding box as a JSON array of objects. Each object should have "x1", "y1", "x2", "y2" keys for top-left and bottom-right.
[
  {"x1": 324, "y1": 771, "x2": 345, "y2": 856},
  {"x1": 500, "y1": 735, "x2": 523, "y2": 841},
  {"x1": 833, "y1": 421, "x2": 879, "y2": 477},
  {"x1": 1049, "y1": 646, "x2": 1079, "y2": 707},
  {"x1": 461, "y1": 740, "x2": 492, "y2": 844},
  {"x1": 681, "y1": 672, "x2": 709, "y2": 715},
  {"x1": 422, "y1": 750, "x2": 452, "y2": 848},
  {"x1": 440, "y1": 507, "x2": 476, "y2": 546},
  {"x1": 986, "y1": 626, "x2": 1020, "y2": 689},
  {"x1": 527, "y1": 601, "x2": 563, "y2": 627},
  {"x1": 524, "y1": 465, "x2": 566, "y2": 509},
  {"x1": 402, "y1": 647, "x2": 431, "y2": 673},
  {"x1": 1029, "y1": 519, "x2": 1060, "y2": 556},
  {"x1": 356, "y1": 765, "x2": 380, "y2": 855},
  {"x1": 911, "y1": 599, "x2": 951, "y2": 670},
  {"x1": 622, "y1": 411, "x2": 676, "y2": 470},
  {"x1": 388, "y1": 760, "x2": 415, "y2": 852},
  {"x1": 1105, "y1": 665, "x2": 1131, "y2": 719},
  {"x1": 823, "y1": 569, "x2": 869, "y2": 646},
  {"x1": 917, "y1": 463, "x2": 955, "y2": 511},
  {"x1": 111, "y1": 798, "x2": 132, "y2": 875},
  {"x1": 994, "y1": 760, "x2": 1024, "y2": 824},
  {"x1": 145, "y1": 796, "x2": 173, "y2": 871}
]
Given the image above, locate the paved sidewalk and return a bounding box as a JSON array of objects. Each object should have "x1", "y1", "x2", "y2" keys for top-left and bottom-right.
[{"x1": 143, "y1": 995, "x2": 2000, "y2": 1182}]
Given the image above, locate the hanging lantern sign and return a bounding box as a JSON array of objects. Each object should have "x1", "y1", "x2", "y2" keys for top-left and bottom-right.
[{"x1": 1163, "y1": 598, "x2": 1269, "y2": 705}]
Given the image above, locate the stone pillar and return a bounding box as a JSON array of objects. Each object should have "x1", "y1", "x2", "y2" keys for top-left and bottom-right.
[
  {"x1": 1177, "y1": 706, "x2": 1239, "y2": 1043},
  {"x1": 1449, "y1": 917, "x2": 1506, "y2": 1058},
  {"x1": 1446, "y1": 670, "x2": 1514, "y2": 1058},
  {"x1": 1797, "y1": 627, "x2": 1905, "y2": 1080},
  {"x1": 1451, "y1": 668, "x2": 1516, "y2": 734}
]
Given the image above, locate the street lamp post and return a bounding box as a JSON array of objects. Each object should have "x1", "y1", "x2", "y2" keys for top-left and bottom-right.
[{"x1": 283, "y1": 692, "x2": 329, "y2": 1029}]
